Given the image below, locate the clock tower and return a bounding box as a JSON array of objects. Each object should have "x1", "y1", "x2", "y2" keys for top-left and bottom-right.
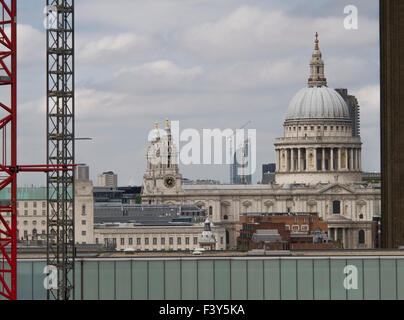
[{"x1": 142, "y1": 119, "x2": 183, "y2": 200}]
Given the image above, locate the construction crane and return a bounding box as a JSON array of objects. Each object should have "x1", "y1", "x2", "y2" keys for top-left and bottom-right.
[
  {"x1": 0, "y1": 0, "x2": 76, "y2": 300},
  {"x1": 228, "y1": 120, "x2": 251, "y2": 184}
]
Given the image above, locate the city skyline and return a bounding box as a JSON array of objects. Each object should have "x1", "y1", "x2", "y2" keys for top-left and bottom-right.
[{"x1": 16, "y1": 0, "x2": 379, "y2": 186}]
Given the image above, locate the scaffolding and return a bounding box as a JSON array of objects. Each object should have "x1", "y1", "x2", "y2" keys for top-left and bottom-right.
[{"x1": 46, "y1": 0, "x2": 75, "y2": 300}]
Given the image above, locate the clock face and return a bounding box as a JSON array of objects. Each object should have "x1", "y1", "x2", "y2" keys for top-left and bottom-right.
[{"x1": 164, "y1": 176, "x2": 176, "y2": 188}]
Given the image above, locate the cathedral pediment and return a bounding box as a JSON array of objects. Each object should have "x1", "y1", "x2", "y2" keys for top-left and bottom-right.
[{"x1": 319, "y1": 184, "x2": 354, "y2": 195}]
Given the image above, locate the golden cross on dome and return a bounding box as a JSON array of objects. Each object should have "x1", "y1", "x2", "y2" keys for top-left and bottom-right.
[{"x1": 315, "y1": 32, "x2": 319, "y2": 50}]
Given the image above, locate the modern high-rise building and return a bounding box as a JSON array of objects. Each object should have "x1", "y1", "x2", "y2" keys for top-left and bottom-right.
[
  {"x1": 335, "y1": 88, "x2": 360, "y2": 137},
  {"x1": 262, "y1": 163, "x2": 276, "y2": 184},
  {"x1": 98, "y1": 171, "x2": 118, "y2": 188},
  {"x1": 230, "y1": 139, "x2": 252, "y2": 185}
]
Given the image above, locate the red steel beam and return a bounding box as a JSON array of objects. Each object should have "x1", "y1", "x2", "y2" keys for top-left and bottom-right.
[
  {"x1": 0, "y1": 0, "x2": 76, "y2": 301},
  {"x1": 0, "y1": 0, "x2": 16, "y2": 300}
]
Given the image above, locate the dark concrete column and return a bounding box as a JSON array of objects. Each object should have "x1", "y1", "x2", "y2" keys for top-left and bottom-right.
[{"x1": 381, "y1": 0, "x2": 404, "y2": 248}]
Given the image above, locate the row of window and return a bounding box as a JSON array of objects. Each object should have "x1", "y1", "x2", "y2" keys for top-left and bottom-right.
[
  {"x1": 4, "y1": 220, "x2": 47, "y2": 226},
  {"x1": 5, "y1": 219, "x2": 87, "y2": 226},
  {"x1": 287, "y1": 125, "x2": 350, "y2": 132},
  {"x1": 4, "y1": 207, "x2": 85, "y2": 217},
  {"x1": 285, "y1": 225, "x2": 309, "y2": 232},
  {"x1": 17, "y1": 201, "x2": 46, "y2": 208},
  {"x1": 99, "y1": 236, "x2": 200, "y2": 246}
]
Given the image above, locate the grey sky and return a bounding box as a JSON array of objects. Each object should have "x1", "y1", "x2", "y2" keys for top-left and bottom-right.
[{"x1": 16, "y1": 0, "x2": 379, "y2": 186}]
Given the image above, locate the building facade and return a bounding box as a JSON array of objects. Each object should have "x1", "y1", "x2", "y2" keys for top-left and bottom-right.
[
  {"x1": 94, "y1": 223, "x2": 226, "y2": 251},
  {"x1": 98, "y1": 171, "x2": 118, "y2": 188},
  {"x1": 0, "y1": 165, "x2": 95, "y2": 245},
  {"x1": 142, "y1": 35, "x2": 381, "y2": 250}
]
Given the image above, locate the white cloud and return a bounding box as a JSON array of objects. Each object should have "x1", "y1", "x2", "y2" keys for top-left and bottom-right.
[
  {"x1": 78, "y1": 33, "x2": 153, "y2": 65},
  {"x1": 110, "y1": 60, "x2": 203, "y2": 92},
  {"x1": 178, "y1": 5, "x2": 378, "y2": 61},
  {"x1": 353, "y1": 85, "x2": 380, "y2": 127},
  {"x1": 16, "y1": 24, "x2": 45, "y2": 68}
]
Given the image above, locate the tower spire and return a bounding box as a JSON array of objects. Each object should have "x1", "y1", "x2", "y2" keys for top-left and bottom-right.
[{"x1": 308, "y1": 32, "x2": 327, "y2": 87}]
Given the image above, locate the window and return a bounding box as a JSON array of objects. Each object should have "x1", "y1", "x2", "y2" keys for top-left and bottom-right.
[
  {"x1": 332, "y1": 200, "x2": 341, "y2": 214},
  {"x1": 161, "y1": 238, "x2": 165, "y2": 245},
  {"x1": 112, "y1": 238, "x2": 116, "y2": 245},
  {"x1": 82, "y1": 220, "x2": 86, "y2": 225},
  {"x1": 129, "y1": 238, "x2": 133, "y2": 245},
  {"x1": 95, "y1": 238, "x2": 99, "y2": 244},
  {"x1": 42, "y1": 202, "x2": 46, "y2": 208},
  {"x1": 82, "y1": 231, "x2": 86, "y2": 236},
  {"x1": 145, "y1": 238, "x2": 149, "y2": 245},
  {"x1": 82, "y1": 205, "x2": 86, "y2": 215},
  {"x1": 209, "y1": 206, "x2": 213, "y2": 215},
  {"x1": 293, "y1": 217, "x2": 298, "y2": 223},
  {"x1": 42, "y1": 210, "x2": 46, "y2": 216},
  {"x1": 358, "y1": 230, "x2": 365, "y2": 244},
  {"x1": 153, "y1": 238, "x2": 157, "y2": 245},
  {"x1": 359, "y1": 214, "x2": 364, "y2": 219},
  {"x1": 24, "y1": 210, "x2": 28, "y2": 216},
  {"x1": 292, "y1": 225, "x2": 299, "y2": 232},
  {"x1": 169, "y1": 237, "x2": 173, "y2": 245},
  {"x1": 302, "y1": 217, "x2": 307, "y2": 223},
  {"x1": 301, "y1": 225, "x2": 309, "y2": 231},
  {"x1": 33, "y1": 220, "x2": 37, "y2": 226},
  {"x1": 23, "y1": 221, "x2": 28, "y2": 226},
  {"x1": 285, "y1": 225, "x2": 290, "y2": 231},
  {"x1": 24, "y1": 202, "x2": 28, "y2": 208},
  {"x1": 33, "y1": 210, "x2": 37, "y2": 216},
  {"x1": 185, "y1": 237, "x2": 190, "y2": 245},
  {"x1": 193, "y1": 237, "x2": 198, "y2": 245},
  {"x1": 120, "y1": 238, "x2": 125, "y2": 245},
  {"x1": 33, "y1": 202, "x2": 37, "y2": 208},
  {"x1": 177, "y1": 237, "x2": 181, "y2": 245},
  {"x1": 104, "y1": 238, "x2": 109, "y2": 245},
  {"x1": 220, "y1": 237, "x2": 224, "y2": 245},
  {"x1": 136, "y1": 238, "x2": 141, "y2": 245},
  {"x1": 42, "y1": 220, "x2": 46, "y2": 225}
]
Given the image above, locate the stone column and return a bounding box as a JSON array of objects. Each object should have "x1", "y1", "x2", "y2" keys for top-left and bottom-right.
[
  {"x1": 322, "y1": 148, "x2": 325, "y2": 171},
  {"x1": 338, "y1": 148, "x2": 341, "y2": 171},
  {"x1": 331, "y1": 148, "x2": 334, "y2": 170},
  {"x1": 345, "y1": 148, "x2": 349, "y2": 170},
  {"x1": 276, "y1": 149, "x2": 279, "y2": 172},
  {"x1": 342, "y1": 228, "x2": 346, "y2": 249},
  {"x1": 350, "y1": 148, "x2": 354, "y2": 171},
  {"x1": 305, "y1": 148, "x2": 309, "y2": 171},
  {"x1": 359, "y1": 149, "x2": 362, "y2": 171},
  {"x1": 356, "y1": 149, "x2": 359, "y2": 172},
  {"x1": 291, "y1": 148, "x2": 295, "y2": 172},
  {"x1": 297, "y1": 148, "x2": 301, "y2": 171}
]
